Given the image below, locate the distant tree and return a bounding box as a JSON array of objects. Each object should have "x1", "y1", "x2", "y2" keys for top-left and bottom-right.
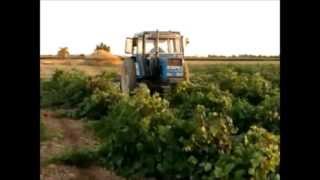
[
  {"x1": 57, "y1": 47, "x2": 70, "y2": 59},
  {"x1": 96, "y1": 42, "x2": 111, "y2": 52}
]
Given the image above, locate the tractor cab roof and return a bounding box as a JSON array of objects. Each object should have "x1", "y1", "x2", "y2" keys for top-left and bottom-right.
[{"x1": 133, "y1": 31, "x2": 181, "y2": 39}]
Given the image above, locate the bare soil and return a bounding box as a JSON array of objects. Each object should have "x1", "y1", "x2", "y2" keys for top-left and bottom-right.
[
  {"x1": 40, "y1": 59, "x2": 121, "y2": 79},
  {"x1": 40, "y1": 109, "x2": 123, "y2": 180}
]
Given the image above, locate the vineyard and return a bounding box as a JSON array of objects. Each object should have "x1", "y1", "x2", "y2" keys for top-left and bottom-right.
[{"x1": 41, "y1": 64, "x2": 280, "y2": 180}]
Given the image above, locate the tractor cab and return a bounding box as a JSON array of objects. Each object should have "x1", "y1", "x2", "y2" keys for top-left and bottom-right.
[{"x1": 121, "y1": 30, "x2": 189, "y2": 93}]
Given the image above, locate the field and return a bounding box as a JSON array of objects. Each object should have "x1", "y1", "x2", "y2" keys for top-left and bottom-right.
[
  {"x1": 41, "y1": 59, "x2": 121, "y2": 79},
  {"x1": 40, "y1": 58, "x2": 279, "y2": 180},
  {"x1": 40, "y1": 58, "x2": 279, "y2": 79}
]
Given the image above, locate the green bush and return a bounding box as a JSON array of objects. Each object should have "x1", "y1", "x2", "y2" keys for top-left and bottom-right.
[
  {"x1": 89, "y1": 85, "x2": 279, "y2": 179},
  {"x1": 168, "y1": 81, "x2": 233, "y2": 119},
  {"x1": 231, "y1": 98, "x2": 257, "y2": 133},
  {"x1": 74, "y1": 72, "x2": 123, "y2": 119},
  {"x1": 41, "y1": 69, "x2": 90, "y2": 108},
  {"x1": 41, "y1": 70, "x2": 120, "y2": 119},
  {"x1": 91, "y1": 86, "x2": 238, "y2": 179},
  {"x1": 40, "y1": 120, "x2": 48, "y2": 141},
  {"x1": 218, "y1": 72, "x2": 272, "y2": 105},
  {"x1": 255, "y1": 91, "x2": 280, "y2": 134},
  {"x1": 211, "y1": 126, "x2": 280, "y2": 179},
  {"x1": 40, "y1": 64, "x2": 280, "y2": 179},
  {"x1": 93, "y1": 85, "x2": 176, "y2": 178},
  {"x1": 49, "y1": 148, "x2": 99, "y2": 168},
  {"x1": 231, "y1": 89, "x2": 280, "y2": 134},
  {"x1": 190, "y1": 64, "x2": 279, "y2": 89}
]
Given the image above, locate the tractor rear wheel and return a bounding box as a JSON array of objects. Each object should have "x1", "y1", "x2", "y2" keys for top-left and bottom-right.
[
  {"x1": 120, "y1": 58, "x2": 136, "y2": 93},
  {"x1": 183, "y1": 63, "x2": 190, "y2": 82}
]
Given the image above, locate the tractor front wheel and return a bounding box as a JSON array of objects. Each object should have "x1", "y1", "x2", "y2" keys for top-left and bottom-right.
[{"x1": 120, "y1": 58, "x2": 136, "y2": 93}]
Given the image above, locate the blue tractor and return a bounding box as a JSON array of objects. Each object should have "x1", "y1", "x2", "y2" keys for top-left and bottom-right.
[{"x1": 120, "y1": 30, "x2": 190, "y2": 93}]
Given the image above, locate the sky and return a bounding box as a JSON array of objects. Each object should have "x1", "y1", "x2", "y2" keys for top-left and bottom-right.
[{"x1": 40, "y1": 0, "x2": 280, "y2": 56}]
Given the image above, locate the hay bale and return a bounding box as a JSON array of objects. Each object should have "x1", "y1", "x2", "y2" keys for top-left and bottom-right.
[{"x1": 88, "y1": 49, "x2": 122, "y2": 65}]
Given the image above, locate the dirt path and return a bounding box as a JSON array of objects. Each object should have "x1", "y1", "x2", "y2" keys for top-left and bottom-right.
[{"x1": 40, "y1": 109, "x2": 123, "y2": 180}]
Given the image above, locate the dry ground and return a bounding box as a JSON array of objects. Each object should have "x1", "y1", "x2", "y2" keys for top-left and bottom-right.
[
  {"x1": 40, "y1": 58, "x2": 279, "y2": 79},
  {"x1": 40, "y1": 109, "x2": 124, "y2": 180},
  {"x1": 40, "y1": 59, "x2": 121, "y2": 79}
]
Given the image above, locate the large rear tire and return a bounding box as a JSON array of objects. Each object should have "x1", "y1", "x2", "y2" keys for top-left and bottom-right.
[
  {"x1": 183, "y1": 63, "x2": 190, "y2": 82},
  {"x1": 120, "y1": 58, "x2": 136, "y2": 93}
]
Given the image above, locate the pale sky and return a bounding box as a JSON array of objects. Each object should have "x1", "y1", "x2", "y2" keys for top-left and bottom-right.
[{"x1": 41, "y1": 0, "x2": 280, "y2": 56}]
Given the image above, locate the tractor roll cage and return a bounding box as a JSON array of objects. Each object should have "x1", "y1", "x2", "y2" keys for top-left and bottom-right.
[
  {"x1": 132, "y1": 31, "x2": 184, "y2": 55},
  {"x1": 134, "y1": 31, "x2": 181, "y2": 39}
]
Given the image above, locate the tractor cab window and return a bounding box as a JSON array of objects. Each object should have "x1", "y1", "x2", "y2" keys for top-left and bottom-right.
[
  {"x1": 145, "y1": 39, "x2": 156, "y2": 54},
  {"x1": 158, "y1": 40, "x2": 169, "y2": 53},
  {"x1": 137, "y1": 39, "x2": 143, "y2": 54},
  {"x1": 174, "y1": 38, "x2": 181, "y2": 53},
  {"x1": 144, "y1": 38, "x2": 182, "y2": 54}
]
